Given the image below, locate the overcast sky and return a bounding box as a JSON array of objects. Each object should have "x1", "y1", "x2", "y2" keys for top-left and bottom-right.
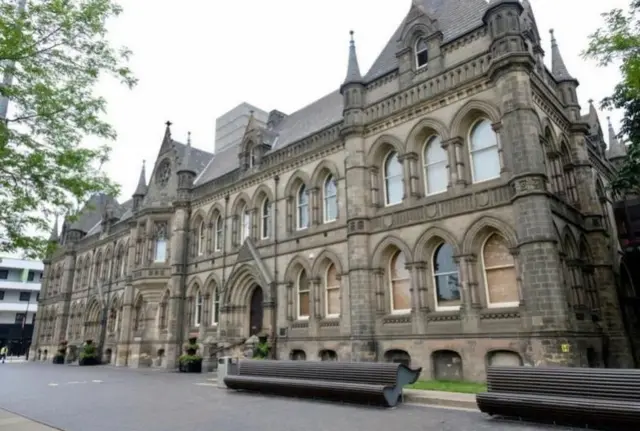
[{"x1": 93, "y1": 0, "x2": 629, "y2": 201}]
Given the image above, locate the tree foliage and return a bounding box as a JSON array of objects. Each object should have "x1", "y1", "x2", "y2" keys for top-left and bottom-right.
[
  {"x1": 0, "y1": 0, "x2": 136, "y2": 258},
  {"x1": 583, "y1": 0, "x2": 640, "y2": 195}
]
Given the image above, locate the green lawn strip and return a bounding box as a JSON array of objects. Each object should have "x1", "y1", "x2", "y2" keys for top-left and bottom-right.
[{"x1": 405, "y1": 380, "x2": 487, "y2": 394}]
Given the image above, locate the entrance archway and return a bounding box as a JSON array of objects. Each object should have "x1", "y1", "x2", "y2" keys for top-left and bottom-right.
[{"x1": 249, "y1": 285, "x2": 264, "y2": 336}]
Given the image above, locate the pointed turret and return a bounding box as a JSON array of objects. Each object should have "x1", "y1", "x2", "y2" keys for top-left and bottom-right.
[
  {"x1": 549, "y1": 29, "x2": 581, "y2": 120},
  {"x1": 158, "y1": 120, "x2": 174, "y2": 155},
  {"x1": 340, "y1": 31, "x2": 365, "y2": 137},
  {"x1": 48, "y1": 214, "x2": 59, "y2": 242},
  {"x1": 607, "y1": 117, "x2": 627, "y2": 163},
  {"x1": 549, "y1": 29, "x2": 574, "y2": 81},
  {"x1": 132, "y1": 160, "x2": 147, "y2": 211},
  {"x1": 342, "y1": 30, "x2": 362, "y2": 87},
  {"x1": 177, "y1": 132, "x2": 197, "y2": 195}
]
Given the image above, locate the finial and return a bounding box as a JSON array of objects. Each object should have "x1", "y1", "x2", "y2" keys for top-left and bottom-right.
[
  {"x1": 165, "y1": 120, "x2": 172, "y2": 127},
  {"x1": 588, "y1": 98, "x2": 594, "y2": 105},
  {"x1": 142, "y1": 159, "x2": 146, "y2": 167},
  {"x1": 249, "y1": 109, "x2": 254, "y2": 116},
  {"x1": 350, "y1": 30, "x2": 354, "y2": 43}
]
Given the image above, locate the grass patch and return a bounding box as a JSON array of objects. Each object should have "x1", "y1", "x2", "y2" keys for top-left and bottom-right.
[{"x1": 405, "y1": 380, "x2": 487, "y2": 394}]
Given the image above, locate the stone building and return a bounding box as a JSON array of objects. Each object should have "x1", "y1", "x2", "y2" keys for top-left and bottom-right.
[{"x1": 30, "y1": 0, "x2": 638, "y2": 380}]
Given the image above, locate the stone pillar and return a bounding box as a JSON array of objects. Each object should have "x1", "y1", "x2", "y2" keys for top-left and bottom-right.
[
  {"x1": 490, "y1": 54, "x2": 573, "y2": 363},
  {"x1": 115, "y1": 282, "x2": 134, "y2": 367}
]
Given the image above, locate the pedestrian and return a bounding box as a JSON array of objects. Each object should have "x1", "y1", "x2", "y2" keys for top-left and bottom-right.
[{"x1": 0, "y1": 345, "x2": 7, "y2": 363}]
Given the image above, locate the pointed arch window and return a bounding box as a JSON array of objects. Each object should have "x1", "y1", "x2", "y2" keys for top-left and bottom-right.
[
  {"x1": 469, "y1": 119, "x2": 500, "y2": 183},
  {"x1": 154, "y1": 223, "x2": 168, "y2": 263},
  {"x1": 325, "y1": 263, "x2": 341, "y2": 317},
  {"x1": 423, "y1": 136, "x2": 448, "y2": 195},
  {"x1": 384, "y1": 151, "x2": 404, "y2": 206},
  {"x1": 214, "y1": 215, "x2": 223, "y2": 251},
  {"x1": 296, "y1": 185, "x2": 309, "y2": 230},
  {"x1": 432, "y1": 243, "x2": 461, "y2": 310},
  {"x1": 212, "y1": 286, "x2": 220, "y2": 325},
  {"x1": 297, "y1": 269, "x2": 310, "y2": 320},
  {"x1": 241, "y1": 205, "x2": 251, "y2": 241},
  {"x1": 482, "y1": 234, "x2": 519, "y2": 308},
  {"x1": 261, "y1": 198, "x2": 271, "y2": 239},
  {"x1": 389, "y1": 250, "x2": 411, "y2": 313},
  {"x1": 197, "y1": 220, "x2": 206, "y2": 256},
  {"x1": 194, "y1": 289, "x2": 203, "y2": 327},
  {"x1": 323, "y1": 175, "x2": 338, "y2": 223},
  {"x1": 416, "y1": 37, "x2": 429, "y2": 69}
]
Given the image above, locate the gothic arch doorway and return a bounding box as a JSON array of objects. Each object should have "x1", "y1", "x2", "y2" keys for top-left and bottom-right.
[{"x1": 249, "y1": 285, "x2": 264, "y2": 336}]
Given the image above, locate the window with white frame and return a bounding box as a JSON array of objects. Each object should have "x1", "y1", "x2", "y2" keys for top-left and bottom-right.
[
  {"x1": 323, "y1": 175, "x2": 338, "y2": 223},
  {"x1": 197, "y1": 220, "x2": 206, "y2": 255},
  {"x1": 297, "y1": 269, "x2": 310, "y2": 319},
  {"x1": 261, "y1": 198, "x2": 271, "y2": 239},
  {"x1": 432, "y1": 243, "x2": 461, "y2": 310},
  {"x1": 416, "y1": 37, "x2": 429, "y2": 68},
  {"x1": 389, "y1": 250, "x2": 411, "y2": 313},
  {"x1": 211, "y1": 287, "x2": 220, "y2": 325},
  {"x1": 423, "y1": 135, "x2": 448, "y2": 195},
  {"x1": 154, "y1": 223, "x2": 168, "y2": 263},
  {"x1": 469, "y1": 118, "x2": 500, "y2": 183},
  {"x1": 194, "y1": 289, "x2": 203, "y2": 327},
  {"x1": 296, "y1": 185, "x2": 309, "y2": 230},
  {"x1": 383, "y1": 151, "x2": 404, "y2": 206},
  {"x1": 325, "y1": 263, "x2": 340, "y2": 317},
  {"x1": 482, "y1": 233, "x2": 519, "y2": 308},
  {"x1": 241, "y1": 205, "x2": 251, "y2": 241},
  {"x1": 214, "y1": 215, "x2": 223, "y2": 251}
]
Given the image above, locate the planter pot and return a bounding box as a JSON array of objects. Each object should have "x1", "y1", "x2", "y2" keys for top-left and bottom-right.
[
  {"x1": 52, "y1": 356, "x2": 65, "y2": 364},
  {"x1": 79, "y1": 356, "x2": 100, "y2": 366},
  {"x1": 179, "y1": 359, "x2": 202, "y2": 373}
]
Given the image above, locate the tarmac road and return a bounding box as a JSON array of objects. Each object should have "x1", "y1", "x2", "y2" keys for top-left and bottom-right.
[{"x1": 0, "y1": 363, "x2": 573, "y2": 431}]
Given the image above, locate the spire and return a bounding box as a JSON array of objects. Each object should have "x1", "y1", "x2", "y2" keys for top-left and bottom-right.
[
  {"x1": 343, "y1": 30, "x2": 362, "y2": 86},
  {"x1": 607, "y1": 116, "x2": 627, "y2": 159},
  {"x1": 178, "y1": 132, "x2": 196, "y2": 174},
  {"x1": 49, "y1": 214, "x2": 59, "y2": 242},
  {"x1": 159, "y1": 120, "x2": 173, "y2": 154},
  {"x1": 133, "y1": 160, "x2": 147, "y2": 197},
  {"x1": 549, "y1": 29, "x2": 574, "y2": 81}
]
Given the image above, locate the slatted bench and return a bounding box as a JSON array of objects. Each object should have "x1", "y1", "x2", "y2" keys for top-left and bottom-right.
[
  {"x1": 476, "y1": 366, "x2": 640, "y2": 429},
  {"x1": 224, "y1": 359, "x2": 422, "y2": 407}
]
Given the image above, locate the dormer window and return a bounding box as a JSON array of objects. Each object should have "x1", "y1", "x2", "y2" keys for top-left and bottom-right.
[
  {"x1": 415, "y1": 37, "x2": 429, "y2": 69},
  {"x1": 249, "y1": 147, "x2": 256, "y2": 168}
]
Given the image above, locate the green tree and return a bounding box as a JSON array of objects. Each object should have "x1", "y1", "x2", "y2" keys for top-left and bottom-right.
[
  {"x1": 0, "y1": 0, "x2": 136, "y2": 258},
  {"x1": 583, "y1": 0, "x2": 640, "y2": 195}
]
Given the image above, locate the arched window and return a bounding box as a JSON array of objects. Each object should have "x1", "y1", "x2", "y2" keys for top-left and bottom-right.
[
  {"x1": 297, "y1": 269, "x2": 310, "y2": 319},
  {"x1": 423, "y1": 135, "x2": 448, "y2": 195},
  {"x1": 469, "y1": 119, "x2": 500, "y2": 183},
  {"x1": 297, "y1": 185, "x2": 309, "y2": 230},
  {"x1": 561, "y1": 143, "x2": 577, "y2": 203},
  {"x1": 211, "y1": 287, "x2": 220, "y2": 325},
  {"x1": 482, "y1": 234, "x2": 519, "y2": 308},
  {"x1": 241, "y1": 205, "x2": 251, "y2": 241},
  {"x1": 261, "y1": 198, "x2": 271, "y2": 239},
  {"x1": 323, "y1": 175, "x2": 338, "y2": 223},
  {"x1": 197, "y1": 220, "x2": 206, "y2": 255},
  {"x1": 194, "y1": 289, "x2": 203, "y2": 327},
  {"x1": 325, "y1": 263, "x2": 340, "y2": 317},
  {"x1": 416, "y1": 37, "x2": 429, "y2": 68},
  {"x1": 154, "y1": 224, "x2": 168, "y2": 263},
  {"x1": 389, "y1": 250, "x2": 411, "y2": 313},
  {"x1": 384, "y1": 151, "x2": 404, "y2": 206},
  {"x1": 432, "y1": 243, "x2": 461, "y2": 310},
  {"x1": 214, "y1": 215, "x2": 223, "y2": 252}
]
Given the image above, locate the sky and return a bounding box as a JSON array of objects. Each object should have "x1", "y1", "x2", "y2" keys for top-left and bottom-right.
[{"x1": 91, "y1": 0, "x2": 630, "y2": 201}]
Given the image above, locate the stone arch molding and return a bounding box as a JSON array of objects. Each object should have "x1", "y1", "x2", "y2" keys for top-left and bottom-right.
[
  {"x1": 251, "y1": 184, "x2": 275, "y2": 209},
  {"x1": 224, "y1": 263, "x2": 271, "y2": 306},
  {"x1": 310, "y1": 159, "x2": 341, "y2": 185},
  {"x1": 462, "y1": 215, "x2": 517, "y2": 255},
  {"x1": 284, "y1": 170, "x2": 311, "y2": 197},
  {"x1": 366, "y1": 134, "x2": 406, "y2": 166},
  {"x1": 284, "y1": 255, "x2": 313, "y2": 283},
  {"x1": 406, "y1": 117, "x2": 451, "y2": 154},
  {"x1": 370, "y1": 235, "x2": 414, "y2": 268},
  {"x1": 311, "y1": 249, "x2": 345, "y2": 279},
  {"x1": 413, "y1": 226, "x2": 461, "y2": 263},
  {"x1": 449, "y1": 99, "x2": 502, "y2": 138}
]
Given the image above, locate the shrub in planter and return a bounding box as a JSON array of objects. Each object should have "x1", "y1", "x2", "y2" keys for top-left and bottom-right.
[
  {"x1": 79, "y1": 339, "x2": 100, "y2": 366},
  {"x1": 52, "y1": 341, "x2": 68, "y2": 364},
  {"x1": 179, "y1": 337, "x2": 202, "y2": 373}
]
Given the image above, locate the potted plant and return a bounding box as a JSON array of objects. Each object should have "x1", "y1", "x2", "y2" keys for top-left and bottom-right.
[
  {"x1": 178, "y1": 336, "x2": 203, "y2": 373},
  {"x1": 78, "y1": 339, "x2": 100, "y2": 366},
  {"x1": 252, "y1": 333, "x2": 271, "y2": 359},
  {"x1": 52, "y1": 341, "x2": 67, "y2": 364}
]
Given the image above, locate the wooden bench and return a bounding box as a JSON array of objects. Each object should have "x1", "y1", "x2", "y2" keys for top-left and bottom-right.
[
  {"x1": 224, "y1": 359, "x2": 422, "y2": 407},
  {"x1": 476, "y1": 366, "x2": 640, "y2": 429}
]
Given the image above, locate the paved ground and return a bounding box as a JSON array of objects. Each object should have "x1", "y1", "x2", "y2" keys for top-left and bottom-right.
[{"x1": 0, "y1": 363, "x2": 575, "y2": 431}]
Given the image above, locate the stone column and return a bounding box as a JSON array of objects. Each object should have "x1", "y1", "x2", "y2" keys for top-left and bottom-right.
[
  {"x1": 115, "y1": 282, "x2": 134, "y2": 366},
  {"x1": 409, "y1": 263, "x2": 426, "y2": 333}
]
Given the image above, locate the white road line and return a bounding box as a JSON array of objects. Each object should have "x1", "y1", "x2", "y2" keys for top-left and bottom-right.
[
  {"x1": 67, "y1": 381, "x2": 87, "y2": 384},
  {"x1": 91, "y1": 380, "x2": 103, "y2": 383},
  {"x1": 194, "y1": 382, "x2": 217, "y2": 387},
  {"x1": 47, "y1": 383, "x2": 58, "y2": 387}
]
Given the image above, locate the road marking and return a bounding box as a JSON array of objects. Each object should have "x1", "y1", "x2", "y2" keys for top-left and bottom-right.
[
  {"x1": 47, "y1": 383, "x2": 58, "y2": 387},
  {"x1": 92, "y1": 380, "x2": 103, "y2": 383},
  {"x1": 194, "y1": 383, "x2": 217, "y2": 387},
  {"x1": 67, "y1": 381, "x2": 87, "y2": 384}
]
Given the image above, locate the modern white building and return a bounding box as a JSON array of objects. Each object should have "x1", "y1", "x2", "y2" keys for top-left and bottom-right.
[{"x1": 0, "y1": 256, "x2": 43, "y2": 355}]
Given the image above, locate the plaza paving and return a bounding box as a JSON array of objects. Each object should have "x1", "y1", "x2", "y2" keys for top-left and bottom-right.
[{"x1": 0, "y1": 363, "x2": 573, "y2": 431}]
